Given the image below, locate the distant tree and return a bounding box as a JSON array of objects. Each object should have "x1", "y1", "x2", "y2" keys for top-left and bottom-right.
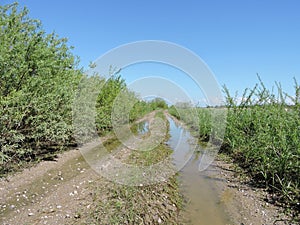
[{"x1": 150, "y1": 98, "x2": 168, "y2": 110}]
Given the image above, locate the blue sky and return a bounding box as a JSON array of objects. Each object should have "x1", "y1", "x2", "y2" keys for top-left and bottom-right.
[{"x1": 3, "y1": 0, "x2": 300, "y2": 104}]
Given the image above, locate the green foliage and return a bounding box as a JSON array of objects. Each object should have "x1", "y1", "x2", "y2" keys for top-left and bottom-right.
[
  {"x1": 0, "y1": 3, "x2": 82, "y2": 173},
  {"x1": 129, "y1": 97, "x2": 168, "y2": 122},
  {"x1": 95, "y1": 74, "x2": 126, "y2": 134},
  {"x1": 174, "y1": 77, "x2": 299, "y2": 209},
  {"x1": 149, "y1": 97, "x2": 168, "y2": 110},
  {"x1": 96, "y1": 74, "x2": 155, "y2": 131},
  {"x1": 129, "y1": 100, "x2": 152, "y2": 122},
  {"x1": 222, "y1": 78, "x2": 300, "y2": 207},
  {"x1": 168, "y1": 105, "x2": 179, "y2": 119},
  {"x1": 196, "y1": 109, "x2": 212, "y2": 141},
  {"x1": 0, "y1": 3, "x2": 164, "y2": 177}
]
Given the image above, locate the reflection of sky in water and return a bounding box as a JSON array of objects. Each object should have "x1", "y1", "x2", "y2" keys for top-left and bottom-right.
[
  {"x1": 136, "y1": 121, "x2": 149, "y2": 135},
  {"x1": 167, "y1": 118, "x2": 195, "y2": 171}
]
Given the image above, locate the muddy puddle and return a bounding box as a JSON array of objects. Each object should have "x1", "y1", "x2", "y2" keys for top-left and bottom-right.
[
  {"x1": 129, "y1": 117, "x2": 233, "y2": 224},
  {"x1": 131, "y1": 120, "x2": 149, "y2": 135},
  {"x1": 167, "y1": 117, "x2": 232, "y2": 225}
]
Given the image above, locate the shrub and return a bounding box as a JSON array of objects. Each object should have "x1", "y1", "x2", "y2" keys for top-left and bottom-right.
[{"x1": 0, "y1": 3, "x2": 81, "y2": 173}]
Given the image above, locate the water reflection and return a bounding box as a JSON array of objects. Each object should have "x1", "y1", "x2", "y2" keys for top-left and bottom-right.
[
  {"x1": 131, "y1": 121, "x2": 149, "y2": 135},
  {"x1": 167, "y1": 118, "x2": 196, "y2": 171},
  {"x1": 167, "y1": 116, "x2": 232, "y2": 225}
]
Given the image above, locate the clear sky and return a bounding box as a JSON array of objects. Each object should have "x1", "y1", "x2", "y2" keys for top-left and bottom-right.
[{"x1": 3, "y1": 0, "x2": 300, "y2": 104}]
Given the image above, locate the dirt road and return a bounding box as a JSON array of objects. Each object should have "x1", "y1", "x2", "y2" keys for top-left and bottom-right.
[
  {"x1": 0, "y1": 113, "x2": 296, "y2": 224},
  {"x1": 0, "y1": 141, "x2": 103, "y2": 224}
]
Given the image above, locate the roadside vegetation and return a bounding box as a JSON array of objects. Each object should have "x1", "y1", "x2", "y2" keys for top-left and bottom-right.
[
  {"x1": 170, "y1": 78, "x2": 300, "y2": 218},
  {"x1": 0, "y1": 3, "x2": 80, "y2": 174},
  {"x1": 0, "y1": 3, "x2": 155, "y2": 176}
]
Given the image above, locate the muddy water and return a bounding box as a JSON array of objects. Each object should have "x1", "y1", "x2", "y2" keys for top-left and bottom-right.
[
  {"x1": 167, "y1": 118, "x2": 232, "y2": 225},
  {"x1": 131, "y1": 120, "x2": 149, "y2": 135}
]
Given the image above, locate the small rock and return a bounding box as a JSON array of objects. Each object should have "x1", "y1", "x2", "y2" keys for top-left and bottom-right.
[
  {"x1": 28, "y1": 212, "x2": 34, "y2": 216},
  {"x1": 158, "y1": 217, "x2": 162, "y2": 224},
  {"x1": 49, "y1": 208, "x2": 55, "y2": 213}
]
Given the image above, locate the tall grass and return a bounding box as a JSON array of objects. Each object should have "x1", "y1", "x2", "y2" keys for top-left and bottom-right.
[
  {"x1": 170, "y1": 78, "x2": 300, "y2": 211},
  {"x1": 223, "y1": 78, "x2": 299, "y2": 209}
]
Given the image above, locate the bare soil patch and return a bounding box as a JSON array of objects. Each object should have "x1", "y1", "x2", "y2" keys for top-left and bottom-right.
[{"x1": 214, "y1": 157, "x2": 298, "y2": 225}]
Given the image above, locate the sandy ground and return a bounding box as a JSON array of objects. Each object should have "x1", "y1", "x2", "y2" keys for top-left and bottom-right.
[
  {"x1": 213, "y1": 158, "x2": 296, "y2": 225},
  {"x1": 0, "y1": 141, "x2": 103, "y2": 225}
]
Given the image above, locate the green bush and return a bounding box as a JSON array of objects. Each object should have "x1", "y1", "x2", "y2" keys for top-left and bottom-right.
[
  {"x1": 0, "y1": 3, "x2": 165, "y2": 176},
  {"x1": 223, "y1": 78, "x2": 299, "y2": 206},
  {"x1": 95, "y1": 75, "x2": 126, "y2": 134},
  {"x1": 168, "y1": 105, "x2": 180, "y2": 119},
  {"x1": 171, "y1": 77, "x2": 299, "y2": 208},
  {"x1": 129, "y1": 100, "x2": 152, "y2": 122},
  {"x1": 0, "y1": 3, "x2": 82, "y2": 173}
]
